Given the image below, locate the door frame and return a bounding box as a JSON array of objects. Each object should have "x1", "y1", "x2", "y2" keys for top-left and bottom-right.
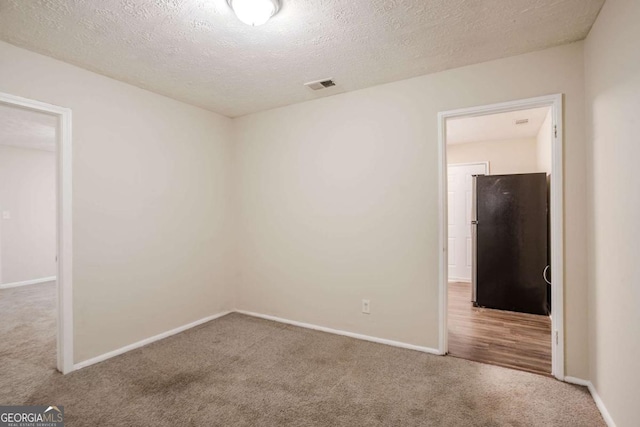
[
  {"x1": 437, "y1": 94, "x2": 565, "y2": 380},
  {"x1": 0, "y1": 91, "x2": 74, "y2": 374},
  {"x1": 446, "y1": 162, "x2": 489, "y2": 283}
]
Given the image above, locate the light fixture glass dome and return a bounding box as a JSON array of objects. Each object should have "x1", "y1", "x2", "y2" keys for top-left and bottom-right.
[{"x1": 227, "y1": 0, "x2": 280, "y2": 26}]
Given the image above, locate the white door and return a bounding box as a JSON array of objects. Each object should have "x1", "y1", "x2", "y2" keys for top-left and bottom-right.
[{"x1": 448, "y1": 163, "x2": 488, "y2": 282}]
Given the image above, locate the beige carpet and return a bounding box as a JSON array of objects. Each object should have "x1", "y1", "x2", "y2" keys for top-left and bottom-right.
[
  {"x1": 0, "y1": 281, "x2": 58, "y2": 392},
  {"x1": 1, "y1": 283, "x2": 604, "y2": 426}
]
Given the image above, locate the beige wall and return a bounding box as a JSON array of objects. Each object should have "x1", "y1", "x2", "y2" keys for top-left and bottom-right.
[
  {"x1": 536, "y1": 110, "x2": 553, "y2": 175},
  {"x1": 447, "y1": 138, "x2": 540, "y2": 175},
  {"x1": 234, "y1": 42, "x2": 589, "y2": 378},
  {"x1": 0, "y1": 145, "x2": 56, "y2": 284},
  {"x1": 585, "y1": 0, "x2": 640, "y2": 425},
  {"x1": 0, "y1": 41, "x2": 235, "y2": 362}
]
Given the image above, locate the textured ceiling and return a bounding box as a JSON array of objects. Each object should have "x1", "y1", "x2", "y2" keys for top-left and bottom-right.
[
  {"x1": 0, "y1": 103, "x2": 57, "y2": 152},
  {"x1": 0, "y1": 0, "x2": 604, "y2": 117},
  {"x1": 447, "y1": 107, "x2": 550, "y2": 145}
]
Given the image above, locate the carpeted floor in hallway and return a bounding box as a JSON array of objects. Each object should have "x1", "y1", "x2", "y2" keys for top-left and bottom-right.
[{"x1": 1, "y1": 283, "x2": 604, "y2": 426}]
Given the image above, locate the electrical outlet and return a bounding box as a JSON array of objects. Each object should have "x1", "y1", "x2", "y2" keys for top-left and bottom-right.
[
  {"x1": 1, "y1": 211, "x2": 10, "y2": 220},
  {"x1": 362, "y1": 299, "x2": 370, "y2": 314}
]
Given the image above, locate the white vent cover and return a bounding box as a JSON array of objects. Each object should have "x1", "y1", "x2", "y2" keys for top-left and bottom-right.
[
  {"x1": 514, "y1": 118, "x2": 529, "y2": 125},
  {"x1": 305, "y1": 79, "x2": 336, "y2": 91}
]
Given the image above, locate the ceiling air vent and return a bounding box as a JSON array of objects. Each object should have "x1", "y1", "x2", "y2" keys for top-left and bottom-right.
[
  {"x1": 514, "y1": 118, "x2": 529, "y2": 125},
  {"x1": 305, "y1": 79, "x2": 336, "y2": 91}
]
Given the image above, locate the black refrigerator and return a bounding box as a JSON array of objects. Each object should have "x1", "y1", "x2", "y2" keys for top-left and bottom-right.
[{"x1": 471, "y1": 173, "x2": 549, "y2": 315}]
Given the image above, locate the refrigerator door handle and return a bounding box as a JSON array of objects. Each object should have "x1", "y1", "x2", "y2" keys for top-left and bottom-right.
[
  {"x1": 471, "y1": 176, "x2": 478, "y2": 304},
  {"x1": 543, "y1": 265, "x2": 552, "y2": 285}
]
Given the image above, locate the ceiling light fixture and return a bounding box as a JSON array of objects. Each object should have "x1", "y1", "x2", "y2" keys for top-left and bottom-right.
[{"x1": 227, "y1": 0, "x2": 281, "y2": 26}]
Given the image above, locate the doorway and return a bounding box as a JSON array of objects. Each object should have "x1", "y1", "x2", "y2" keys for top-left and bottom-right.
[
  {"x1": 0, "y1": 92, "x2": 73, "y2": 374},
  {"x1": 437, "y1": 95, "x2": 564, "y2": 379}
]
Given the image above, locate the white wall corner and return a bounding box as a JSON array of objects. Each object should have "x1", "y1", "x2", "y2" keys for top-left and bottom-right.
[{"x1": 564, "y1": 377, "x2": 616, "y2": 427}]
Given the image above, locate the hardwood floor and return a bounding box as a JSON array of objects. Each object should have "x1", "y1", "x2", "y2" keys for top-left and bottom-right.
[{"x1": 447, "y1": 281, "x2": 552, "y2": 375}]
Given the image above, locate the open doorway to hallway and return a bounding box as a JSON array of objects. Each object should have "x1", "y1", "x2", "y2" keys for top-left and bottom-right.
[
  {"x1": 444, "y1": 105, "x2": 554, "y2": 376},
  {"x1": 0, "y1": 103, "x2": 58, "y2": 375}
]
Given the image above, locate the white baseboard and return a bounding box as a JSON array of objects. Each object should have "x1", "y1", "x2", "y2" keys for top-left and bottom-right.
[
  {"x1": 73, "y1": 310, "x2": 232, "y2": 371},
  {"x1": 587, "y1": 383, "x2": 617, "y2": 427},
  {"x1": 73, "y1": 309, "x2": 440, "y2": 373},
  {"x1": 235, "y1": 310, "x2": 442, "y2": 356},
  {"x1": 564, "y1": 377, "x2": 616, "y2": 427},
  {"x1": 448, "y1": 277, "x2": 471, "y2": 283},
  {"x1": 564, "y1": 376, "x2": 590, "y2": 387},
  {"x1": 0, "y1": 276, "x2": 56, "y2": 289}
]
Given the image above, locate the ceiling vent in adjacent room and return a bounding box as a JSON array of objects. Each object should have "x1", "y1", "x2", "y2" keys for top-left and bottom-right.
[
  {"x1": 304, "y1": 79, "x2": 336, "y2": 91},
  {"x1": 514, "y1": 118, "x2": 529, "y2": 125}
]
